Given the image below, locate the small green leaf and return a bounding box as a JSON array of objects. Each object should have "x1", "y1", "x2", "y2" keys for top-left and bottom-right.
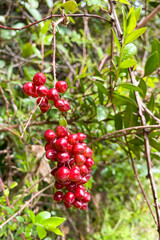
[
  {"x1": 4, "y1": 189, "x2": 9, "y2": 197},
  {"x1": 115, "y1": 113, "x2": 123, "y2": 130},
  {"x1": 147, "y1": 93, "x2": 154, "y2": 111},
  {"x1": 123, "y1": 43, "x2": 137, "y2": 60},
  {"x1": 9, "y1": 182, "x2": 18, "y2": 189},
  {"x1": 112, "y1": 29, "x2": 121, "y2": 52},
  {"x1": 2, "y1": 206, "x2": 14, "y2": 215},
  {"x1": 127, "y1": 12, "x2": 136, "y2": 34},
  {"x1": 120, "y1": 59, "x2": 137, "y2": 68},
  {"x1": 59, "y1": 116, "x2": 67, "y2": 127},
  {"x1": 93, "y1": 81, "x2": 108, "y2": 95},
  {"x1": 97, "y1": 106, "x2": 108, "y2": 122},
  {"x1": 116, "y1": 0, "x2": 130, "y2": 5},
  {"x1": 37, "y1": 226, "x2": 47, "y2": 240},
  {"x1": 16, "y1": 216, "x2": 24, "y2": 223},
  {"x1": 125, "y1": 27, "x2": 147, "y2": 44},
  {"x1": 119, "y1": 83, "x2": 143, "y2": 94},
  {"x1": 28, "y1": 210, "x2": 35, "y2": 224},
  {"x1": 138, "y1": 79, "x2": 147, "y2": 97},
  {"x1": 144, "y1": 51, "x2": 158, "y2": 76},
  {"x1": 122, "y1": 7, "x2": 127, "y2": 36},
  {"x1": 42, "y1": 217, "x2": 66, "y2": 231},
  {"x1": 61, "y1": 1, "x2": 78, "y2": 13},
  {"x1": 149, "y1": 138, "x2": 160, "y2": 152},
  {"x1": 25, "y1": 224, "x2": 33, "y2": 238},
  {"x1": 53, "y1": 228, "x2": 64, "y2": 236},
  {"x1": 135, "y1": 5, "x2": 142, "y2": 21},
  {"x1": 35, "y1": 211, "x2": 51, "y2": 224},
  {"x1": 152, "y1": 38, "x2": 160, "y2": 66},
  {"x1": 113, "y1": 93, "x2": 137, "y2": 107}
]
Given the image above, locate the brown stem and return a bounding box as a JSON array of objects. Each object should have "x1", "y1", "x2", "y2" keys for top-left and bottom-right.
[{"x1": 52, "y1": 21, "x2": 56, "y2": 86}]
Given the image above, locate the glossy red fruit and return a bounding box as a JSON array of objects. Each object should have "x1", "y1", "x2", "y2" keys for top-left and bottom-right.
[
  {"x1": 57, "y1": 152, "x2": 70, "y2": 163},
  {"x1": 69, "y1": 166, "x2": 81, "y2": 182},
  {"x1": 37, "y1": 85, "x2": 48, "y2": 97},
  {"x1": 64, "y1": 202, "x2": 72, "y2": 209},
  {"x1": 67, "y1": 144, "x2": 73, "y2": 154},
  {"x1": 73, "y1": 200, "x2": 83, "y2": 209},
  {"x1": 74, "y1": 187, "x2": 85, "y2": 199},
  {"x1": 32, "y1": 89, "x2": 39, "y2": 98},
  {"x1": 57, "y1": 167, "x2": 70, "y2": 182},
  {"x1": 68, "y1": 134, "x2": 78, "y2": 145},
  {"x1": 54, "y1": 180, "x2": 64, "y2": 190},
  {"x1": 81, "y1": 142, "x2": 87, "y2": 148},
  {"x1": 54, "y1": 191, "x2": 63, "y2": 202},
  {"x1": 77, "y1": 133, "x2": 86, "y2": 142},
  {"x1": 80, "y1": 165, "x2": 88, "y2": 176},
  {"x1": 23, "y1": 82, "x2": 37, "y2": 96},
  {"x1": 66, "y1": 182, "x2": 77, "y2": 192},
  {"x1": 74, "y1": 154, "x2": 86, "y2": 166},
  {"x1": 72, "y1": 143, "x2": 85, "y2": 155},
  {"x1": 62, "y1": 180, "x2": 71, "y2": 186},
  {"x1": 58, "y1": 100, "x2": 70, "y2": 112},
  {"x1": 57, "y1": 162, "x2": 65, "y2": 168},
  {"x1": 88, "y1": 168, "x2": 92, "y2": 174},
  {"x1": 51, "y1": 168, "x2": 58, "y2": 176},
  {"x1": 46, "y1": 149, "x2": 57, "y2": 161},
  {"x1": 83, "y1": 192, "x2": 91, "y2": 203},
  {"x1": 47, "y1": 88, "x2": 59, "y2": 101},
  {"x1": 79, "y1": 176, "x2": 87, "y2": 184},
  {"x1": 83, "y1": 147, "x2": 93, "y2": 158},
  {"x1": 37, "y1": 97, "x2": 49, "y2": 108},
  {"x1": 55, "y1": 138, "x2": 68, "y2": 152},
  {"x1": 55, "y1": 81, "x2": 68, "y2": 93},
  {"x1": 81, "y1": 203, "x2": 87, "y2": 210},
  {"x1": 56, "y1": 126, "x2": 68, "y2": 138},
  {"x1": 77, "y1": 184, "x2": 86, "y2": 191},
  {"x1": 63, "y1": 192, "x2": 75, "y2": 205},
  {"x1": 85, "y1": 158, "x2": 94, "y2": 168},
  {"x1": 86, "y1": 174, "x2": 91, "y2": 181},
  {"x1": 33, "y1": 73, "x2": 46, "y2": 86},
  {"x1": 45, "y1": 142, "x2": 52, "y2": 151},
  {"x1": 65, "y1": 158, "x2": 74, "y2": 168},
  {"x1": 71, "y1": 165, "x2": 80, "y2": 171},
  {"x1": 54, "y1": 99, "x2": 64, "y2": 109},
  {"x1": 40, "y1": 105, "x2": 49, "y2": 113},
  {"x1": 44, "y1": 129, "x2": 57, "y2": 142}
]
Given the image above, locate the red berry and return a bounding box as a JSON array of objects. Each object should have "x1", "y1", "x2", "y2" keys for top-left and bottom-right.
[
  {"x1": 47, "y1": 88, "x2": 59, "y2": 101},
  {"x1": 44, "y1": 129, "x2": 57, "y2": 142},
  {"x1": 81, "y1": 203, "x2": 87, "y2": 210},
  {"x1": 68, "y1": 134, "x2": 78, "y2": 145},
  {"x1": 56, "y1": 126, "x2": 68, "y2": 138},
  {"x1": 37, "y1": 85, "x2": 48, "y2": 97},
  {"x1": 88, "y1": 168, "x2": 92, "y2": 174},
  {"x1": 55, "y1": 81, "x2": 68, "y2": 93},
  {"x1": 63, "y1": 192, "x2": 75, "y2": 205},
  {"x1": 72, "y1": 165, "x2": 80, "y2": 171},
  {"x1": 62, "y1": 180, "x2": 71, "y2": 186},
  {"x1": 85, "y1": 158, "x2": 94, "y2": 168},
  {"x1": 45, "y1": 142, "x2": 52, "y2": 151},
  {"x1": 54, "y1": 99, "x2": 64, "y2": 108},
  {"x1": 57, "y1": 152, "x2": 70, "y2": 163},
  {"x1": 72, "y1": 143, "x2": 85, "y2": 155},
  {"x1": 46, "y1": 149, "x2": 57, "y2": 161},
  {"x1": 33, "y1": 73, "x2": 46, "y2": 86},
  {"x1": 74, "y1": 154, "x2": 86, "y2": 166},
  {"x1": 57, "y1": 162, "x2": 65, "y2": 168},
  {"x1": 83, "y1": 147, "x2": 93, "y2": 158},
  {"x1": 67, "y1": 144, "x2": 73, "y2": 154},
  {"x1": 81, "y1": 142, "x2": 87, "y2": 147},
  {"x1": 80, "y1": 165, "x2": 88, "y2": 176},
  {"x1": 77, "y1": 184, "x2": 86, "y2": 191},
  {"x1": 79, "y1": 176, "x2": 87, "y2": 184},
  {"x1": 69, "y1": 166, "x2": 81, "y2": 182},
  {"x1": 57, "y1": 167, "x2": 70, "y2": 182},
  {"x1": 65, "y1": 158, "x2": 74, "y2": 168},
  {"x1": 74, "y1": 187, "x2": 85, "y2": 199},
  {"x1": 54, "y1": 181, "x2": 64, "y2": 190},
  {"x1": 86, "y1": 174, "x2": 91, "y2": 181},
  {"x1": 64, "y1": 202, "x2": 72, "y2": 209},
  {"x1": 54, "y1": 191, "x2": 63, "y2": 202},
  {"x1": 37, "y1": 97, "x2": 49, "y2": 108},
  {"x1": 77, "y1": 133, "x2": 86, "y2": 142},
  {"x1": 23, "y1": 82, "x2": 37, "y2": 96},
  {"x1": 40, "y1": 105, "x2": 49, "y2": 113},
  {"x1": 73, "y1": 200, "x2": 83, "y2": 209},
  {"x1": 51, "y1": 168, "x2": 58, "y2": 176},
  {"x1": 66, "y1": 182, "x2": 77, "y2": 192},
  {"x1": 58, "y1": 100, "x2": 70, "y2": 112},
  {"x1": 32, "y1": 89, "x2": 39, "y2": 98},
  {"x1": 55, "y1": 138, "x2": 68, "y2": 152},
  {"x1": 83, "y1": 192, "x2": 91, "y2": 203}
]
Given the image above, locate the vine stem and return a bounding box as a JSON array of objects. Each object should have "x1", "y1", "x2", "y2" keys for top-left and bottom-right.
[{"x1": 52, "y1": 21, "x2": 56, "y2": 86}]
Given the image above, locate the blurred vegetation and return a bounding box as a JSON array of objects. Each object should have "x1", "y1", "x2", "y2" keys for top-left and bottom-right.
[{"x1": 0, "y1": 0, "x2": 160, "y2": 239}]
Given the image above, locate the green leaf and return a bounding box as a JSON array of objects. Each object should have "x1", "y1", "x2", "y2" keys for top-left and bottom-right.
[
  {"x1": 138, "y1": 79, "x2": 147, "y2": 97},
  {"x1": 35, "y1": 211, "x2": 51, "y2": 224},
  {"x1": 135, "y1": 6, "x2": 142, "y2": 21},
  {"x1": 61, "y1": 1, "x2": 78, "y2": 13},
  {"x1": 116, "y1": 0, "x2": 130, "y2": 5},
  {"x1": 97, "y1": 106, "x2": 108, "y2": 122},
  {"x1": 120, "y1": 59, "x2": 137, "y2": 68},
  {"x1": 147, "y1": 93, "x2": 154, "y2": 111},
  {"x1": 149, "y1": 138, "x2": 160, "y2": 152},
  {"x1": 152, "y1": 38, "x2": 160, "y2": 66},
  {"x1": 0, "y1": 16, "x2": 5, "y2": 23},
  {"x1": 123, "y1": 43, "x2": 137, "y2": 60},
  {"x1": 32, "y1": 46, "x2": 42, "y2": 59},
  {"x1": 46, "y1": 0, "x2": 54, "y2": 8},
  {"x1": 9, "y1": 182, "x2": 18, "y2": 189},
  {"x1": 98, "y1": 88, "x2": 104, "y2": 105},
  {"x1": 25, "y1": 3, "x2": 42, "y2": 20},
  {"x1": 122, "y1": 7, "x2": 127, "y2": 36},
  {"x1": 28, "y1": 210, "x2": 35, "y2": 224},
  {"x1": 124, "y1": 105, "x2": 138, "y2": 127},
  {"x1": 25, "y1": 224, "x2": 33, "y2": 238},
  {"x1": 125, "y1": 27, "x2": 147, "y2": 44},
  {"x1": 144, "y1": 51, "x2": 158, "y2": 76},
  {"x1": 22, "y1": 43, "x2": 34, "y2": 58},
  {"x1": 42, "y1": 217, "x2": 66, "y2": 231},
  {"x1": 53, "y1": 228, "x2": 64, "y2": 236},
  {"x1": 119, "y1": 83, "x2": 143, "y2": 94},
  {"x1": 59, "y1": 116, "x2": 67, "y2": 127},
  {"x1": 127, "y1": 12, "x2": 136, "y2": 34},
  {"x1": 112, "y1": 29, "x2": 121, "y2": 52},
  {"x1": 4, "y1": 189, "x2": 9, "y2": 197},
  {"x1": 16, "y1": 216, "x2": 24, "y2": 223},
  {"x1": 8, "y1": 61, "x2": 13, "y2": 80},
  {"x1": 115, "y1": 113, "x2": 123, "y2": 130},
  {"x1": 93, "y1": 81, "x2": 108, "y2": 95},
  {"x1": 113, "y1": 93, "x2": 137, "y2": 107},
  {"x1": 36, "y1": 226, "x2": 47, "y2": 240},
  {"x1": 2, "y1": 206, "x2": 14, "y2": 215}
]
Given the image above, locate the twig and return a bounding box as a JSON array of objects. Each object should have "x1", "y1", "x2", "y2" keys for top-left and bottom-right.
[
  {"x1": 142, "y1": 103, "x2": 160, "y2": 124},
  {"x1": 137, "y1": 4, "x2": 160, "y2": 29},
  {"x1": 0, "y1": 183, "x2": 54, "y2": 230},
  {"x1": 0, "y1": 124, "x2": 21, "y2": 139},
  {"x1": 52, "y1": 21, "x2": 57, "y2": 86},
  {"x1": 0, "y1": 14, "x2": 111, "y2": 31},
  {"x1": 125, "y1": 136, "x2": 158, "y2": 226},
  {"x1": 0, "y1": 86, "x2": 10, "y2": 124}
]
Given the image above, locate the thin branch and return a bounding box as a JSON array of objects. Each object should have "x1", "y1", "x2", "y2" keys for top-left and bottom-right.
[
  {"x1": 0, "y1": 124, "x2": 21, "y2": 139},
  {"x1": 0, "y1": 183, "x2": 54, "y2": 230},
  {"x1": 0, "y1": 14, "x2": 111, "y2": 31},
  {"x1": 0, "y1": 86, "x2": 10, "y2": 124},
  {"x1": 137, "y1": 4, "x2": 160, "y2": 29},
  {"x1": 52, "y1": 21, "x2": 57, "y2": 86},
  {"x1": 142, "y1": 103, "x2": 160, "y2": 124}
]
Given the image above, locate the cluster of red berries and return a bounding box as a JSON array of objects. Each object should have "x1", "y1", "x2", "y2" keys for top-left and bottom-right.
[
  {"x1": 44, "y1": 126, "x2": 94, "y2": 210},
  {"x1": 23, "y1": 72, "x2": 70, "y2": 113}
]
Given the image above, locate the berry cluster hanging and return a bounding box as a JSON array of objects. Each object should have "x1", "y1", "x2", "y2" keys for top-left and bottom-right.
[
  {"x1": 23, "y1": 72, "x2": 70, "y2": 113},
  {"x1": 44, "y1": 126, "x2": 94, "y2": 210}
]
